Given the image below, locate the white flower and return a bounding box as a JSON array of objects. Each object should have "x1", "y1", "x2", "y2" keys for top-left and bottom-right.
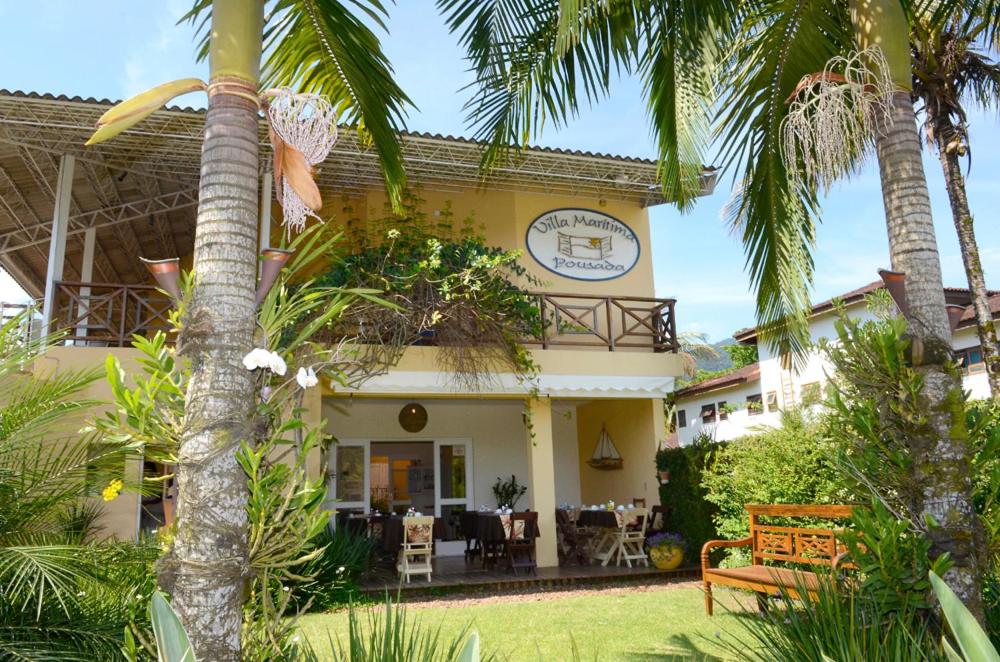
[
  {"x1": 269, "y1": 353, "x2": 287, "y2": 376},
  {"x1": 296, "y1": 366, "x2": 319, "y2": 389},
  {"x1": 243, "y1": 348, "x2": 272, "y2": 371},
  {"x1": 243, "y1": 348, "x2": 287, "y2": 376}
]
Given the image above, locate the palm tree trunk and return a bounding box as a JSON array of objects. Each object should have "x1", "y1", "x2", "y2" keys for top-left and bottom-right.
[
  {"x1": 875, "y1": 89, "x2": 984, "y2": 619},
  {"x1": 168, "y1": 1, "x2": 265, "y2": 658},
  {"x1": 933, "y1": 117, "x2": 1000, "y2": 396}
]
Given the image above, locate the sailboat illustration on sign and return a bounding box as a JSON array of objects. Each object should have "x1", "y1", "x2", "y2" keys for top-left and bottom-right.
[
  {"x1": 588, "y1": 425, "x2": 623, "y2": 470},
  {"x1": 557, "y1": 232, "x2": 612, "y2": 260}
]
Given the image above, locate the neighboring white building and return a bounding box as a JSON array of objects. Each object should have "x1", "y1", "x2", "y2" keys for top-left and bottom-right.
[{"x1": 673, "y1": 281, "x2": 996, "y2": 446}]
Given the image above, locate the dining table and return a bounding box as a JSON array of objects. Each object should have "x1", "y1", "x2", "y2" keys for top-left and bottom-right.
[
  {"x1": 572, "y1": 508, "x2": 636, "y2": 566},
  {"x1": 459, "y1": 511, "x2": 542, "y2": 567}
]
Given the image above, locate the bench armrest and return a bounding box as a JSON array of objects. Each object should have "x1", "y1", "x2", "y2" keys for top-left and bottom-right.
[{"x1": 701, "y1": 537, "x2": 753, "y2": 571}]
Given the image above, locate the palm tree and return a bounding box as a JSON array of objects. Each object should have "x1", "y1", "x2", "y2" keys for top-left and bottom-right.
[
  {"x1": 95, "y1": 1, "x2": 412, "y2": 657},
  {"x1": 911, "y1": 11, "x2": 1000, "y2": 396},
  {"x1": 438, "y1": 0, "x2": 991, "y2": 614}
]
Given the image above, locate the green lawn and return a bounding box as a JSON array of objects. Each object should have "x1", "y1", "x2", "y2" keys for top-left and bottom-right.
[{"x1": 299, "y1": 584, "x2": 754, "y2": 661}]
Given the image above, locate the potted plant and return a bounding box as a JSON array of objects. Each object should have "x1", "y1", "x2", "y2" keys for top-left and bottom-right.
[
  {"x1": 492, "y1": 475, "x2": 527, "y2": 510},
  {"x1": 647, "y1": 532, "x2": 686, "y2": 570}
]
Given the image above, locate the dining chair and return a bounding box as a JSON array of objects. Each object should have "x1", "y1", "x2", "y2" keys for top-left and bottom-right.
[
  {"x1": 504, "y1": 512, "x2": 538, "y2": 575},
  {"x1": 613, "y1": 507, "x2": 649, "y2": 568},
  {"x1": 396, "y1": 516, "x2": 434, "y2": 583},
  {"x1": 556, "y1": 508, "x2": 592, "y2": 566}
]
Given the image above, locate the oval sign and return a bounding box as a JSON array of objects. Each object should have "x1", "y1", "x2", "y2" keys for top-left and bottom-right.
[{"x1": 525, "y1": 208, "x2": 640, "y2": 281}]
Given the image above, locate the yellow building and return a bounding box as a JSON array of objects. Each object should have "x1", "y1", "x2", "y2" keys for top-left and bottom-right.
[{"x1": 0, "y1": 90, "x2": 713, "y2": 567}]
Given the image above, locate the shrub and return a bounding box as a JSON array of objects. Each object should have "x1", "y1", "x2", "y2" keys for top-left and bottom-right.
[
  {"x1": 655, "y1": 434, "x2": 721, "y2": 554},
  {"x1": 700, "y1": 408, "x2": 852, "y2": 564},
  {"x1": 293, "y1": 527, "x2": 378, "y2": 612}
]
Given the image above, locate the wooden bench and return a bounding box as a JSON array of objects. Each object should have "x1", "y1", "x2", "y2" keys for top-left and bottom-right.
[{"x1": 701, "y1": 504, "x2": 856, "y2": 615}]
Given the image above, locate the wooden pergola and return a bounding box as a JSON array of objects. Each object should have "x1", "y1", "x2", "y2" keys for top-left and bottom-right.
[{"x1": 0, "y1": 89, "x2": 716, "y2": 331}]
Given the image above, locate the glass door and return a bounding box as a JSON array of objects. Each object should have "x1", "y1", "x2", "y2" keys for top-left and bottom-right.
[
  {"x1": 434, "y1": 439, "x2": 473, "y2": 555},
  {"x1": 327, "y1": 439, "x2": 369, "y2": 527}
]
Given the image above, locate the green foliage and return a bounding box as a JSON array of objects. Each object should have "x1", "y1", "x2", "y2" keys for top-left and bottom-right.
[
  {"x1": 720, "y1": 572, "x2": 946, "y2": 661},
  {"x1": 0, "y1": 310, "x2": 158, "y2": 660},
  {"x1": 930, "y1": 571, "x2": 1000, "y2": 662},
  {"x1": 840, "y1": 499, "x2": 953, "y2": 613},
  {"x1": 334, "y1": 595, "x2": 493, "y2": 661},
  {"x1": 655, "y1": 435, "x2": 720, "y2": 555},
  {"x1": 148, "y1": 591, "x2": 195, "y2": 662},
  {"x1": 821, "y1": 314, "x2": 926, "y2": 512},
  {"x1": 491, "y1": 475, "x2": 527, "y2": 510},
  {"x1": 724, "y1": 344, "x2": 757, "y2": 370},
  {"x1": 315, "y1": 193, "x2": 541, "y2": 388},
  {"x1": 292, "y1": 528, "x2": 378, "y2": 612},
  {"x1": 701, "y1": 409, "x2": 851, "y2": 564}
]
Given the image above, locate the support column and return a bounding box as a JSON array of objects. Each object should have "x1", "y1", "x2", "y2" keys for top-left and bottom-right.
[
  {"x1": 41, "y1": 154, "x2": 75, "y2": 337},
  {"x1": 526, "y1": 396, "x2": 559, "y2": 568},
  {"x1": 74, "y1": 226, "x2": 96, "y2": 343}
]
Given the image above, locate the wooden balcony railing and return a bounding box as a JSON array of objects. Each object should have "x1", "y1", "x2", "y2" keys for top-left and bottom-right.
[
  {"x1": 527, "y1": 292, "x2": 678, "y2": 353},
  {"x1": 49, "y1": 281, "x2": 174, "y2": 346},
  {"x1": 46, "y1": 282, "x2": 678, "y2": 353}
]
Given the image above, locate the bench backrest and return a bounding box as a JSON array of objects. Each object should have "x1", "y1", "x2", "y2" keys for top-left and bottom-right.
[{"x1": 746, "y1": 504, "x2": 855, "y2": 567}]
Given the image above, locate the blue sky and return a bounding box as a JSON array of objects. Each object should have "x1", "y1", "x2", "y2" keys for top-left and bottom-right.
[{"x1": 2, "y1": 1, "x2": 998, "y2": 341}]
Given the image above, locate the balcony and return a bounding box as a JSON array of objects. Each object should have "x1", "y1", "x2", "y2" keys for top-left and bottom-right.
[{"x1": 31, "y1": 282, "x2": 678, "y2": 353}]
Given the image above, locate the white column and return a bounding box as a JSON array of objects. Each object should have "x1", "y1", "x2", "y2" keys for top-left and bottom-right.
[
  {"x1": 526, "y1": 396, "x2": 559, "y2": 568},
  {"x1": 74, "y1": 226, "x2": 96, "y2": 343},
  {"x1": 41, "y1": 154, "x2": 75, "y2": 337}
]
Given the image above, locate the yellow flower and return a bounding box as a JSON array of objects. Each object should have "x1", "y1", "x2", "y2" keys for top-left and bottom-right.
[{"x1": 102, "y1": 478, "x2": 123, "y2": 502}]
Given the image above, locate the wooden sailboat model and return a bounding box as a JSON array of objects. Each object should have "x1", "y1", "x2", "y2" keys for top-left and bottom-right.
[{"x1": 588, "y1": 425, "x2": 623, "y2": 470}]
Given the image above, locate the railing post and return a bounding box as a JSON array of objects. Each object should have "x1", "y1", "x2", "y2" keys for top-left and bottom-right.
[
  {"x1": 605, "y1": 297, "x2": 614, "y2": 351},
  {"x1": 538, "y1": 294, "x2": 548, "y2": 349},
  {"x1": 118, "y1": 286, "x2": 128, "y2": 347}
]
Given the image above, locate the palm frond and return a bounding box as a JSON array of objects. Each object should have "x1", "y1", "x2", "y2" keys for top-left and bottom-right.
[
  {"x1": 0, "y1": 545, "x2": 104, "y2": 619},
  {"x1": 438, "y1": 0, "x2": 624, "y2": 171},
  {"x1": 263, "y1": 0, "x2": 412, "y2": 207},
  {"x1": 715, "y1": 0, "x2": 854, "y2": 357},
  {"x1": 638, "y1": 1, "x2": 733, "y2": 208}
]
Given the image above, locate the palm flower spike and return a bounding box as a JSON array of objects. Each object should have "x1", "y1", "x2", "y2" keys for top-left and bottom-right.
[{"x1": 262, "y1": 88, "x2": 340, "y2": 236}]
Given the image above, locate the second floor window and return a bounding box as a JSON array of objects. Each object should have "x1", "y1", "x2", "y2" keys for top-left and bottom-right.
[
  {"x1": 747, "y1": 394, "x2": 763, "y2": 415},
  {"x1": 959, "y1": 346, "x2": 985, "y2": 374},
  {"x1": 700, "y1": 404, "x2": 716, "y2": 423},
  {"x1": 766, "y1": 391, "x2": 778, "y2": 412},
  {"x1": 718, "y1": 401, "x2": 728, "y2": 421},
  {"x1": 676, "y1": 409, "x2": 687, "y2": 428}
]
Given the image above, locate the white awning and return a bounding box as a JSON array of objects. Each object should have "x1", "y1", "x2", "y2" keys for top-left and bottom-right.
[{"x1": 336, "y1": 371, "x2": 674, "y2": 399}]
